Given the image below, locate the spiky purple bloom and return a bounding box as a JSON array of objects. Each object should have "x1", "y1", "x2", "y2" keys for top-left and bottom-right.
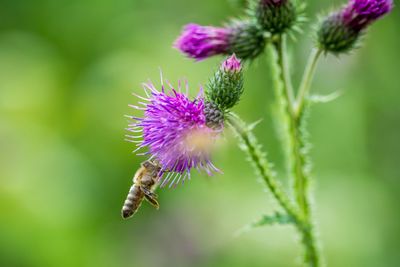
[
  {"x1": 221, "y1": 54, "x2": 242, "y2": 73},
  {"x1": 127, "y1": 79, "x2": 221, "y2": 187},
  {"x1": 174, "y1": 24, "x2": 231, "y2": 60},
  {"x1": 174, "y1": 20, "x2": 267, "y2": 60},
  {"x1": 342, "y1": 0, "x2": 393, "y2": 31}
]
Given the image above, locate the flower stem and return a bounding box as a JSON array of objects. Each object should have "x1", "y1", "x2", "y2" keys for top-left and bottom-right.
[
  {"x1": 295, "y1": 49, "x2": 322, "y2": 118},
  {"x1": 299, "y1": 223, "x2": 321, "y2": 267},
  {"x1": 227, "y1": 113, "x2": 321, "y2": 266},
  {"x1": 273, "y1": 35, "x2": 295, "y2": 115},
  {"x1": 271, "y1": 39, "x2": 323, "y2": 266},
  {"x1": 271, "y1": 37, "x2": 309, "y2": 216},
  {"x1": 273, "y1": 35, "x2": 295, "y2": 114},
  {"x1": 226, "y1": 113, "x2": 302, "y2": 223}
]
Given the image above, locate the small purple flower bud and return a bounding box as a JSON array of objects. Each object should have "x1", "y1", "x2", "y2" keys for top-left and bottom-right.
[
  {"x1": 206, "y1": 55, "x2": 244, "y2": 111},
  {"x1": 317, "y1": 0, "x2": 393, "y2": 53},
  {"x1": 221, "y1": 54, "x2": 242, "y2": 73},
  {"x1": 174, "y1": 20, "x2": 266, "y2": 60},
  {"x1": 343, "y1": 0, "x2": 393, "y2": 31}
]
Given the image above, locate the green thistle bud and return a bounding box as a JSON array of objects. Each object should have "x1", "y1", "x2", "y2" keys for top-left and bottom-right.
[
  {"x1": 227, "y1": 20, "x2": 268, "y2": 60},
  {"x1": 317, "y1": 13, "x2": 359, "y2": 54},
  {"x1": 206, "y1": 54, "x2": 244, "y2": 112},
  {"x1": 317, "y1": 0, "x2": 393, "y2": 54},
  {"x1": 253, "y1": 0, "x2": 297, "y2": 34}
]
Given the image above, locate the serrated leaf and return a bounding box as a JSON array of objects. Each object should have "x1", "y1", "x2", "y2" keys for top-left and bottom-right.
[
  {"x1": 309, "y1": 90, "x2": 342, "y2": 104},
  {"x1": 235, "y1": 212, "x2": 295, "y2": 237},
  {"x1": 252, "y1": 212, "x2": 295, "y2": 227},
  {"x1": 247, "y1": 119, "x2": 263, "y2": 131}
]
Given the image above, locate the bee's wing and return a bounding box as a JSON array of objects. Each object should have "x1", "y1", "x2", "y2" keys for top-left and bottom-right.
[{"x1": 144, "y1": 194, "x2": 160, "y2": 209}]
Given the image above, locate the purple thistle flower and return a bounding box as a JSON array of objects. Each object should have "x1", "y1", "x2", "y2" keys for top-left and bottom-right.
[
  {"x1": 174, "y1": 24, "x2": 231, "y2": 60},
  {"x1": 127, "y1": 78, "x2": 221, "y2": 187},
  {"x1": 342, "y1": 0, "x2": 393, "y2": 31},
  {"x1": 317, "y1": 0, "x2": 393, "y2": 53},
  {"x1": 221, "y1": 54, "x2": 242, "y2": 73},
  {"x1": 174, "y1": 20, "x2": 267, "y2": 61}
]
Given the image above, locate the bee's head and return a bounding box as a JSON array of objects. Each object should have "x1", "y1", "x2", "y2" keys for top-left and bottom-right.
[
  {"x1": 141, "y1": 160, "x2": 161, "y2": 172},
  {"x1": 141, "y1": 160, "x2": 152, "y2": 169}
]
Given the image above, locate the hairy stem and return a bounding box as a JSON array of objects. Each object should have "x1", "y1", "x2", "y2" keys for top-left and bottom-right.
[
  {"x1": 273, "y1": 35, "x2": 295, "y2": 114},
  {"x1": 299, "y1": 222, "x2": 321, "y2": 267},
  {"x1": 269, "y1": 46, "x2": 294, "y2": 177},
  {"x1": 294, "y1": 108, "x2": 322, "y2": 267},
  {"x1": 271, "y1": 40, "x2": 323, "y2": 266},
  {"x1": 226, "y1": 113, "x2": 302, "y2": 223},
  {"x1": 271, "y1": 37, "x2": 308, "y2": 217},
  {"x1": 228, "y1": 113, "x2": 321, "y2": 266},
  {"x1": 295, "y1": 49, "x2": 322, "y2": 118}
]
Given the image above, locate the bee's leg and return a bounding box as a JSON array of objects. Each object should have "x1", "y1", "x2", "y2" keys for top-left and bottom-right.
[
  {"x1": 141, "y1": 186, "x2": 158, "y2": 198},
  {"x1": 144, "y1": 194, "x2": 160, "y2": 209},
  {"x1": 141, "y1": 186, "x2": 160, "y2": 209}
]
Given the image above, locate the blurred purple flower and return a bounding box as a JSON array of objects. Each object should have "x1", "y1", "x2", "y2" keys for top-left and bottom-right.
[
  {"x1": 318, "y1": 0, "x2": 393, "y2": 52},
  {"x1": 127, "y1": 78, "x2": 221, "y2": 187},
  {"x1": 342, "y1": 0, "x2": 393, "y2": 31},
  {"x1": 174, "y1": 24, "x2": 231, "y2": 60}
]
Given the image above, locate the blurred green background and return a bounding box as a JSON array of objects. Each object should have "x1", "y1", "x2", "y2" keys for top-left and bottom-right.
[{"x1": 0, "y1": 0, "x2": 399, "y2": 266}]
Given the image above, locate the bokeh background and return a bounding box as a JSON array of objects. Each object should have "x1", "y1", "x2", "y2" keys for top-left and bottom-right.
[{"x1": 0, "y1": 0, "x2": 399, "y2": 266}]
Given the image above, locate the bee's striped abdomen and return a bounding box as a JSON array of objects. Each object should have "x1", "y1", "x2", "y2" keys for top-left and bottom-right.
[{"x1": 121, "y1": 184, "x2": 144, "y2": 219}]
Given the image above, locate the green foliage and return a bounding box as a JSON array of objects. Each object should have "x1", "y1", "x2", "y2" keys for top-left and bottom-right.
[
  {"x1": 236, "y1": 211, "x2": 295, "y2": 237},
  {"x1": 309, "y1": 91, "x2": 342, "y2": 104},
  {"x1": 227, "y1": 113, "x2": 301, "y2": 222},
  {"x1": 252, "y1": 211, "x2": 296, "y2": 226}
]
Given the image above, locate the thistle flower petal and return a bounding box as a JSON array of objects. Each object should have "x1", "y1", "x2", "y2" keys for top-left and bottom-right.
[
  {"x1": 127, "y1": 78, "x2": 222, "y2": 187},
  {"x1": 174, "y1": 20, "x2": 266, "y2": 60},
  {"x1": 221, "y1": 54, "x2": 242, "y2": 73},
  {"x1": 174, "y1": 24, "x2": 231, "y2": 60},
  {"x1": 343, "y1": 0, "x2": 393, "y2": 31}
]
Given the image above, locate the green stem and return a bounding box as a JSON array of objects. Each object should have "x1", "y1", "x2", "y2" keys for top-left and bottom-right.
[
  {"x1": 271, "y1": 37, "x2": 308, "y2": 217},
  {"x1": 228, "y1": 113, "x2": 321, "y2": 266},
  {"x1": 299, "y1": 223, "x2": 321, "y2": 267},
  {"x1": 292, "y1": 110, "x2": 321, "y2": 266},
  {"x1": 292, "y1": 118, "x2": 310, "y2": 217},
  {"x1": 226, "y1": 113, "x2": 302, "y2": 223},
  {"x1": 269, "y1": 37, "x2": 296, "y2": 197},
  {"x1": 273, "y1": 35, "x2": 295, "y2": 115},
  {"x1": 271, "y1": 40, "x2": 323, "y2": 266},
  {"x1": 295, "y1": 49, "x2": 322, "y2": 118}
]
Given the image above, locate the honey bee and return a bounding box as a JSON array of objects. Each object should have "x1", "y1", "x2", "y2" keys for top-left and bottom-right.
[{"x1": 121, "y1": 160, "x2": 162, "y2": 219}]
